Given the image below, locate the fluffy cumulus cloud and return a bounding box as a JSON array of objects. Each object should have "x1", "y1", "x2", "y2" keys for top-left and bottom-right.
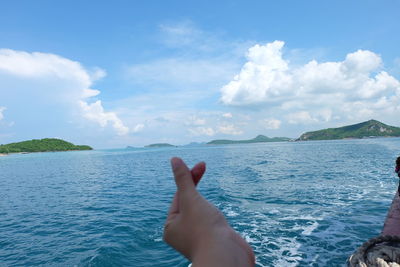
[
  {"x1": 0, "y1": 49, "x2": 129, "y2": 135},
  {"x1": 221, "y1": 41, "x2": 400, "y2": 125},
  {"x1": 221, "y1": 41, "x2": 291, "y2": 105},
  {"x1": 79, "y1": 101, "x2": 128, "y2": 135}
]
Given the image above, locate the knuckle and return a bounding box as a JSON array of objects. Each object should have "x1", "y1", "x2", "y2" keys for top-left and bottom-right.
[
  {"x1": 163, "y1": 221, "x2": 174, "y2": 243},
  {"x1": 175, "y1": 168, "x2": 187, "y2": 179}
]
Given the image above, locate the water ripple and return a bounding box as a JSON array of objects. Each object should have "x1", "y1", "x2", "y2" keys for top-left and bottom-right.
[{"x1": 0, "y1": 138, "x2": 399, "y2": 266}]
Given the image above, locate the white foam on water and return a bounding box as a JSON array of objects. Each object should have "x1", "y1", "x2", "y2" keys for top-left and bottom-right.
[
  {"x1": 227, "y1": 210, "x2": 239, "y2": 217},
  {"x1": 347, "y1": 192, "x2": 365, "y2": 201},
  {"x1": 280, "y1": 214, "x2": 324, "y2": 222},
  {"x1": 235, "y1": 207, "x2": 329, "y2": 266},
  {"x1": 298, "y1": 214, "x2": 324, "y2": 221},
  {"x1": 243, "y1": 233, "x2": 257, "y2": 244},
  {"x1": 301, "y1": 221, "x2": 319, "y2": 236},
  {"x1": 268, "y1": 209, "x2": 280, "y2": 214},
  {"x1": 251, "y1": 236, "x2": 302, "y2": 267},
  {"x1": 271, "y1": 237, "x2": 302, "y2": 267},
  {"x1": 222, "y1": 205, "x2": 240, "y2": 217},
  {"x1": 311, "y1": 254, "x2": 319, "y2": 264},
  {"x1": 235, "y1": 211, "x2": 303, "y2": 266}
]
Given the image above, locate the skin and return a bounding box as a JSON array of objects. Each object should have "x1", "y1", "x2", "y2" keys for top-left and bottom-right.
[{"x1": 163, "y1": 157, "x2": 255, "y2": 267}]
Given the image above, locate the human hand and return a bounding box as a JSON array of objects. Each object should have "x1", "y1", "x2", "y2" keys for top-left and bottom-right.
[{"x1": 163, "y1": 157, "x2": 255, "y2": 267}]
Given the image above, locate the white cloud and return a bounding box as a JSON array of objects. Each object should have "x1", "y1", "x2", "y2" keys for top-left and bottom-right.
[
  {"x1": 188, "y1": 123, "x2": 243, "y2": 136},
  {"x1": 217, "y1": 124, "x2": 243, "y2": 135},
  {"x1": 158, "y1": 21, "x2": 234, "y2": 53},
  {"x1": 188, "y1": 127, "x2": 215, "y2": 136},
  {"x1": 159, "y1": 21, "x2": 202, "y2": 48},
  {"x1": 125, "y1": 21, "x2": 246, "y2": 97},
  {"x1": 287, "y1": 111, "x2": 318, "y2": 124},
  {"x1": 185, "y1": 115, "x2": 206, "y2": 126},
  {"x1": 261, "y1": 118, "x2": 281, "y2": 129},
  {"x1": 0, "y1": 107, "x2": 5, "y2": 121},
  {"x1": 0, "y1": 49, "x2": 129, "y2": 135},
  {"x1": 220, "y1": 41, "x2": 400, "y2": 125},
  {"x1": 222, "y1": 112, "x2": 233, "y2": 118},
  {"x1": 126, "y1": 58, "x2": 237, "y2": 88},
  {"x1": 221, "y1": 41, "x2": 292, "y2": 105},
  {"x1": 186, "y1": 117, "x2": 246, "y2": 137},
  {"x1": 79, "y1": 101, "x2": 129, "y2": 135},
  {"x1": 319, "y1": 109, "x2": 333, "y2": 122},
  {"x1": 287, "y1": 109, "x2": 334, "y2": 125},
  {"x1": 132, "y1": 123, "x2": 145, "y2": 133},
  {"x1": 343, "y1": 49, "x2": 381, "y2": 73}
]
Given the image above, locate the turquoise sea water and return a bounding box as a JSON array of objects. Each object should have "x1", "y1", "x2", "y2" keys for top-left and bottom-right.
[{"x1": 1, "y1": 138, "x2": 399, "y2": 266}]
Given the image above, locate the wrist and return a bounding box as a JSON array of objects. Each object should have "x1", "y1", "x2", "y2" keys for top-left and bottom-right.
[{"x1": 192, "y1": 226, "x2": 255, "y2": 267}]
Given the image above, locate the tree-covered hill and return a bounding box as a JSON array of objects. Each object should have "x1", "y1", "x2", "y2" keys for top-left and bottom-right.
[
  {"x1": 298, "y1": 120, "x2": 400, "y2": 141},
  {"x1": 144, "y1": 143, "x2": 176, "y2": 148},
  {"x1": 0, "y1": 138, "x2": 92, "y2": 153}
]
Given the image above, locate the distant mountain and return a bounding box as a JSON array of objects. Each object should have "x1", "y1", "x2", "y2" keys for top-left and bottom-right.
[
  {"x1": 298, "y1": 120, "x2": 400, "y2": 141},
  {"x1": 144, "y1": 143, "x2": 176, "y2": 148},
  {"x1": 0, "y1": 138, "x2": 92, "y2": 153},
  {"x1": 207, "y1": 135, "x2": 291, "y2": 145},
  {"x1": 182, "y1": 142, "x2": 206, "y2": 147}
]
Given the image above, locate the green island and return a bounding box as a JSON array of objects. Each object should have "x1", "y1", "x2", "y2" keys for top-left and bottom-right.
[
  {"x1": 0, "y1": 138, "x2": 92, "y2": 154},
  {"x1": 144, "y1": 143, "x2": 176, "y2": 148},
  {"x1": 207, "y1": 135, "x2": 291, "y2": 145},
  {"x1": 128, "y1": 120, "x2": 400, "y2": 148},
  {"x1": 297, "y1": 120, "x2": 400, "y2": 141}
]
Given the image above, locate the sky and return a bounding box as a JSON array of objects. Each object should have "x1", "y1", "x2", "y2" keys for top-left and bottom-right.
[{"x1": 0, "y1": 0, "x2": 399, "y2": 148}]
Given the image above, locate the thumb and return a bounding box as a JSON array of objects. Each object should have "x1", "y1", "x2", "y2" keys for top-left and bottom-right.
[{"x1": 171, "y1": 157, "x2": 196, "y2": 195}]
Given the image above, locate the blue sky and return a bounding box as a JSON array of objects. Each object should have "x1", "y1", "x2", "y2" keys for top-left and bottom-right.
[{"x1": 0, "y1": 0, "x2": 399, "y2": 148}]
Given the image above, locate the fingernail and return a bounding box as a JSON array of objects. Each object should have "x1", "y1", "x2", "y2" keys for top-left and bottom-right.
[{"x1": 171, "y1": 157, "x2": 182, "y2": 171}]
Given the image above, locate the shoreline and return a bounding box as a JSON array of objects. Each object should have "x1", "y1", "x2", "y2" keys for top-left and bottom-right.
[{"x1": 0, "y1": 150, "x2": 92, "y2": 157}]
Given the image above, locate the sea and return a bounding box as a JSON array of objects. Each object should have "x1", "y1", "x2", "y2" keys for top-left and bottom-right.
[{"x1": 1, "y1": 138, "x2": 399, "y2": 266}]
